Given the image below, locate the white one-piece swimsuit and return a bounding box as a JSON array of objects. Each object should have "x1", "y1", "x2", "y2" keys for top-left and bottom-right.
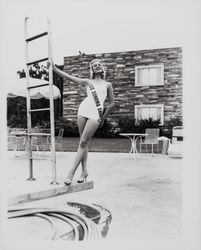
[{"x1": 78, "y1": 80, "x2": 108, "y2": 121}]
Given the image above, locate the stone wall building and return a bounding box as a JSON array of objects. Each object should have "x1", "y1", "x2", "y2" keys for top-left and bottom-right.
[{"x1": 61, "y1": 47, "x2": 182, "y2": 129}]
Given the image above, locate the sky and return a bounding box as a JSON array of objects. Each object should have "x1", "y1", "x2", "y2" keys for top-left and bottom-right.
[{"x1": 0, "y1": 0, "x2": 194, "y2": 86}]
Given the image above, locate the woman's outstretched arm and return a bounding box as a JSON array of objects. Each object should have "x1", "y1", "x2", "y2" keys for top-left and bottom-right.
[{"x1": 48, "y1": 61, "x2": 88, "y2": 85}]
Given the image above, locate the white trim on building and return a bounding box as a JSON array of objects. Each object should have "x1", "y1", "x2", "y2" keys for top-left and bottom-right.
[{"x1": 135, "y1": 64, "x2": 164, "y2": 86}]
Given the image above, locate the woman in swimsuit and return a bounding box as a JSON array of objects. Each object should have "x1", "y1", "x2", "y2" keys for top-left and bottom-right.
[{"x1": 49, "y1": 59, "x2": 114, "y2": 185}]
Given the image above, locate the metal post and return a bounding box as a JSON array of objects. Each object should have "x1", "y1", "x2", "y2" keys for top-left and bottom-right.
[
  {"x1": 47, "y1": 18, "x2": 58, "y2": 185},
  {"x1": 24, "y1": 17, "x2": 35, "y2": 181}
]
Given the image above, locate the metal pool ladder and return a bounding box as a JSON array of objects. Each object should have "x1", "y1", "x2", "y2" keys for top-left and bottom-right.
[{"x1": 24, "y1": 17, "x2": 58, "y2": 184}]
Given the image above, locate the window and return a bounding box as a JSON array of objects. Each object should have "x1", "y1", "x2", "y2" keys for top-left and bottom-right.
[
  {"x1": 135, "y1": 64, "x2": 164, "y2": 86},
  {"x1": 135, "y1": 104, "x2": 164, "y2": 125}
]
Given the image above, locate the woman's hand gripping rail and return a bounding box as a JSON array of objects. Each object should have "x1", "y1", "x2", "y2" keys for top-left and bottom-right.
[{"x1": 47, "y1": 60, "x2": 88, "y2": 86}]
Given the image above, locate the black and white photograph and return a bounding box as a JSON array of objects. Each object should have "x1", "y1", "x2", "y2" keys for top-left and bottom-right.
[{"x1": 0, "y1": 0, "x2": 201, "y2": 249}]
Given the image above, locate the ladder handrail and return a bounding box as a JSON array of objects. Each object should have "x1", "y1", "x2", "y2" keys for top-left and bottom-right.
[
  {"x1": 24, "y1": 17, "x2": 34, "y2": 181},
  {"x1": 47, "y1": 18, "x2": 57, "y2": 185}
]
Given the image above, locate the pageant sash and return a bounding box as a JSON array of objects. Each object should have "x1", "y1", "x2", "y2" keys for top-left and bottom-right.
[{"x1": 88, "y1": 82, "x2": 103, "y2": 118}]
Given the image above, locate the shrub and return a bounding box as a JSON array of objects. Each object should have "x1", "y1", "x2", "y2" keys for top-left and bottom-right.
[
  {"x1": 166, "y1": 116, "x2": 183, "y2": 129},
  {"x1": 63, "y1": 126, "x2": 79, "y2": 137},
  {"x1": 137, "y1": 118, "x2": 161, "y2": 132},
  {"x1": 94, "y1": 120, "x2": 119, "y2": 138},
  {"x1": 117, "y1": 115, "x2": 136, "y2": 133},
  {"x1": 7, "y1": 97, "x2": 51, "y2": 129},
  {"x1": 55, "y1": 117, "x2": 79, "y2": 137},
  {"x1": 160, "y1": 116, "x2": 183, "y2": 138},
  {"x1": 7, "y1": 97, "x2": 27, "y2": 128},
  {"x1": 117, "y1": 116, "x2": 160, "y2": 134},
  {"x1": 55, "y1": 117, "x2": 119, "y2": 138}
]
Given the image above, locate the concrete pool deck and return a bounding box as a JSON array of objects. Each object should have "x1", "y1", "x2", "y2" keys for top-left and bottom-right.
[{"x1": 5, "y1": 151, "x2": 182, "y2": 241}]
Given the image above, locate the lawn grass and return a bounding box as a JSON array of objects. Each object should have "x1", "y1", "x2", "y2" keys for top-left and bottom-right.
[
  {"x1": 61, "y1": 137, "x2": 163, "y2": 153},
  {"x1": 62, "y1": 137, "x2": 131, "y2": 152},
  {"x1": 8, "y1": 136, "x2": 164, "y2": 153}
]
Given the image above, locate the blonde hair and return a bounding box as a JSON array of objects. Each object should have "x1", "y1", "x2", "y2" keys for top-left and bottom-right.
[{"x1": 90, "y1": 59, "x2": 106, "y2": 80}]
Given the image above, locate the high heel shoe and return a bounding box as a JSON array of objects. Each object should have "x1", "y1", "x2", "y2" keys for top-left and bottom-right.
[
  {"x1": 64, "y1": 178, "x2": 72, "y2": 186},
  {"x1": 64, "y1": 172, "x2": 74, "y2": 186},
  {"x1": 77, "y1": 172, "x2": 88, "y2": 183}
]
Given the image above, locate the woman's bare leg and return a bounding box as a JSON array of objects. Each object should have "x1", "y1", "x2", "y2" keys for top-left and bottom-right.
[
  {"x1": 77, "y1": 115, "x2": 88, "y2": 174},
  {"x1": 66, "y1": 118, "x2": 99, "y2": 180}
]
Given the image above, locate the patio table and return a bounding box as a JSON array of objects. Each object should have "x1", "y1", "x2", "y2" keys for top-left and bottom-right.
[{"x1": 120, "y1": 133, "x2": 148, "y2": 160}]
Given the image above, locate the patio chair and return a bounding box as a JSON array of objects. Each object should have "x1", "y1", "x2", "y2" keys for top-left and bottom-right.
[
  {"x1": 7, "y1": 135, "x2": 17, "y2": 151},
  {"x1": 139, "y1": 128, "x2": 160, "y2": 154},
  {"x1": 31, "y1": 136, "x2": 40, "y2": 152},
  {"x1": 13, "y1": 136, "x2": 26, "y2": 157},
  {"x1": 55, "y1": 128, "x2": 64, "y2": 151},
  {"x1": 46, "y1": 128, "x2": 64, "y2": 151},
  {"x1": 168, "y1": 126, "x2": 183, "y2": 158}
]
